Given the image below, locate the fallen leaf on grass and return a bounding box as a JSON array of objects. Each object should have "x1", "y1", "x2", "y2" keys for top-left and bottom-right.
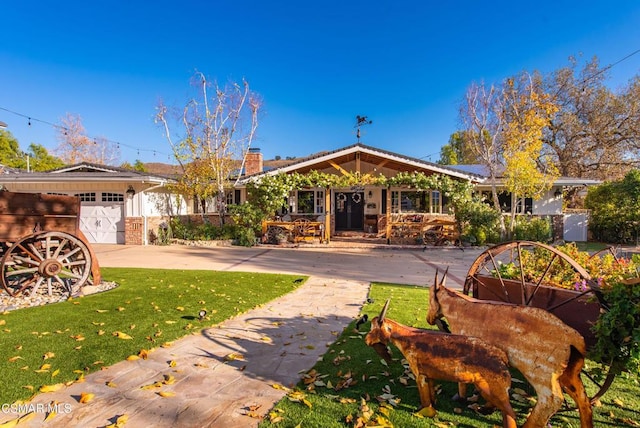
[
  {"x1": 40, "y1": 384, "x2": 64, "y2": 393},
  {"x1": 96, "y1": 309, "x2": 108, "y2": 313},
  {"x1": 415, "y1": 406, "x2": 437, "y2": 418},
  {"x1": 114, "y1": 331, "x2": 133, "y2": 340},
  {"x1": 8, "y1": 356, "x2": 23, "y2": 362},
  {"x1": 43, "y1": 352, "x2": 55, "y2": 360},
  {"x1": 70, "y1": 334, "x2": 85, "y2": 341}
]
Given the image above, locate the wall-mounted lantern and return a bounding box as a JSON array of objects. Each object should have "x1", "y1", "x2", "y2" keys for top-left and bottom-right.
[
  {"x1": 126, "y1": 185, "x2": 136, "y2": 199},
  {"x1": 554, "y1": 187, "x2": 562, "y2": 198}
]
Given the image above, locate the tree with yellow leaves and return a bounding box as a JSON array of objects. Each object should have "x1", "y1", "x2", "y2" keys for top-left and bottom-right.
[
  {"x1": 502, "y1": 73, "x2": 559, "y2": 232},
  {"x1": 460, "y1": 72, "x2": 559, "y2": 238}
]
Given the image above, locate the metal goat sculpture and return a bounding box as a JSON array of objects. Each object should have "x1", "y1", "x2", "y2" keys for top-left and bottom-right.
[
  {"x1": 365, "y1": 299, "x2": 518, "y2": 428},
  {"x1": 427, "y1": 269, "x2": 593, "y2": 428}
]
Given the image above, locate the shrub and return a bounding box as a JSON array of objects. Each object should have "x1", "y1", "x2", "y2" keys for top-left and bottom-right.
[
  {"x1": 510, "y1": 216, "x2": 552, "y2": 242},
  {"x1": 168, "y1": 217, "x2": 241, "y2": 241},
  {"x1": 456, "y1": 198, "x2": 501, "y2": 245},
  {"x1": 586, "y1": 169, "x2": 640, "y2": 244}
]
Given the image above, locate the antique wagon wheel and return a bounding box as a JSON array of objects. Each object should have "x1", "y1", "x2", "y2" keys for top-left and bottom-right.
[
  {"x1": 266, "y1": 225, "x2": 288, "y2": 244},
  {"x1": 0, "y1": 231, "x2": 92, "y2": 297},
  {"x1": 462, "y1": 240, "x2": 616, "y2": 402},
  {"x1": 294, "y1": 218, "x2": 314, "y2": 238}
]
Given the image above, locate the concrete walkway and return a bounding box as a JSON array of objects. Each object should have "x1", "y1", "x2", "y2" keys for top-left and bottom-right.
[{"x1": 0, "y1": 244, "x2": 483, "y2": 427}]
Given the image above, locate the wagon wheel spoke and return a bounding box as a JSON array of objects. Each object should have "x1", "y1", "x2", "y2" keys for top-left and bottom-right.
[{"x1": 29, "y1": 276, "x2": 46, "y2": 297}]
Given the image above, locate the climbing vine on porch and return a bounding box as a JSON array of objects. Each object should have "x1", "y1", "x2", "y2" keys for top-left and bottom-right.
[{"x1": 237, "y1": 171, "x2": 476, "y2": 231}]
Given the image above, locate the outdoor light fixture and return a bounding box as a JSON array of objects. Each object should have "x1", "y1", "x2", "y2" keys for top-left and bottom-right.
[
  {"x1": 126, "y1": 185, "x2": 136, "y2": 199},
  {"x1": 0, "y1": 120, "x2": 7, "y2": 129},
  {"x1": 198, "y1": 310, "x2": 207, "y2": 321},
  {"x1": 368, "y1": 190, "x2": 373, "y2": 199},
  {"x1": 554, "y1": 188, "x2": 562, "y2": 198}
]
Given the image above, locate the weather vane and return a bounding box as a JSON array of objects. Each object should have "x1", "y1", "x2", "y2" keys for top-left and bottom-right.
[{"x1": 355, "y1": 115, "x2": 372, "y2": 143}]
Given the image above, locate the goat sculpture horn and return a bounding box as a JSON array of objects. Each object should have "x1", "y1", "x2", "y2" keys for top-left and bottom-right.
[
  {"x1": 379, "y1": 299, "x2": 390, "y2": 322},
  {"x1": 440, "y1": 267, "x2": 449, "y2": 287}
]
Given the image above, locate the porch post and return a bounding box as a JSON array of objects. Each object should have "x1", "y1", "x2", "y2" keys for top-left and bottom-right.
[
  {"x1": 385, "y1": 186, "x2": 391, "y2": 244},
  {"x1": 324, "y1": 187, "x2": 331, "y2": 243}
]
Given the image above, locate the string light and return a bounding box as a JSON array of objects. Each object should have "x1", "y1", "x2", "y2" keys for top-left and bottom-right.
[{"x1": 0, "y1": 106, "x2": 170, "y2": 159}]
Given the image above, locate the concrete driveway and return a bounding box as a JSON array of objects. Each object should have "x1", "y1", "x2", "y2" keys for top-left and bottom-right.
[{"x1": 92, "y1": 244, "x2": 484, "y2": 288}]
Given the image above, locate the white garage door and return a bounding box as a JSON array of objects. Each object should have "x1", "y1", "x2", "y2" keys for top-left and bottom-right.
[{"x1": 80, "y1": 203, "x2": 125, "y2": 244}]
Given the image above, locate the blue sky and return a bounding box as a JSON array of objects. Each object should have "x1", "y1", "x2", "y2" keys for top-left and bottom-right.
[{"x1": 2, "y1": 1, "x2": 639, "y2": 165}]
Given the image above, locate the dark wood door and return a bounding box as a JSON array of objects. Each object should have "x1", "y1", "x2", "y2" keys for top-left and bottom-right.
[{"x1": 334, "y1": 192, "x2": 364, "y2": 230}]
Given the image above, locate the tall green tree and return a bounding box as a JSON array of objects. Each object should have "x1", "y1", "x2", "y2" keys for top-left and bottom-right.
[
  {"x1": 438, "y1": 131, "x2": 480, "y2": 165},
  {"x1": 0, "y1": 131, "x2": 64, "y2": 171},
  {"x1": 156, "y1": 72, "x2": 261, "y2": 224},
  {"x1": 120, "y1": 160, "x2": 148, "y2": 172},
  {"x1": 26, "y1": 143, "x2": 66, "y2": 171},
  {"x1": 0, "y1": 130, "x2": 23, "y2": 169}
]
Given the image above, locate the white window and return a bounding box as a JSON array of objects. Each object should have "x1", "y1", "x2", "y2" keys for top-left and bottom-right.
[
  {"x1": 102, "y1": 193, "x2": 124, "y2": 202},
  {"x1": 315, "y1": 190, "x2": 325, "y2": 214},
  {"x1": 391, "y1": 190, "x2": 441, "y2": 213},
  {"x1": 76, "y1": 192, "x2": 96, "y2": 202}
]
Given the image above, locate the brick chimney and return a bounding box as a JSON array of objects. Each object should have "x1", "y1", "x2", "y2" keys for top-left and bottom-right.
[{"x1": 244, "y1": 147, "x2": 263, "y2": 175}]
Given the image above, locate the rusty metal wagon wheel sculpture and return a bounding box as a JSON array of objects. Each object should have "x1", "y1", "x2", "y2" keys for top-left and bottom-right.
[
  {"x1": 462, "y1": 240, "x2": 616, "y2": 403},
  {"x1": 265, "y1": 225, "x2": 289, "y2": 244},
  {"x1": 1, "y1": 231, "x2": 92, "y2": 298}
]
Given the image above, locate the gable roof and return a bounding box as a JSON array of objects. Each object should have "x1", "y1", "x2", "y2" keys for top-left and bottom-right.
[
  {"x1": 0, "y1": 162, "x2": 176, "y2": 185},
  {"x1": 239, "y1": 143, "x2": 484, "y2": 184}
]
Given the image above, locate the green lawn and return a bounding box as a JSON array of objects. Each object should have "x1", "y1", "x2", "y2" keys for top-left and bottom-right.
[
  {"x1": 0, "y1": 268, "x2": 304, "y2": 404},
  {"x1": 259, "y1": 282, "x2": 640, "y2": 428}
]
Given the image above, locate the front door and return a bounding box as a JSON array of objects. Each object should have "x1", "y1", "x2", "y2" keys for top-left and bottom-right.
[{"x1": 334, "y1": 192, "x2": 364, "y2": 231}]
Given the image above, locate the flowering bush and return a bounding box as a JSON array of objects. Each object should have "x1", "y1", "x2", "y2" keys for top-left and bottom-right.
[{"x1": 498, "y1": 243, "x2": 639, "y2": 290}]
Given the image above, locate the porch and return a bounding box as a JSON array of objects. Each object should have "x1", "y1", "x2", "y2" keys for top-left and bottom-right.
[{"x1": 261, "y1": 213, "x2": 459, "y2": 246}]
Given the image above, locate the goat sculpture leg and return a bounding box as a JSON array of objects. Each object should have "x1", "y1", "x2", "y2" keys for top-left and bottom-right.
[
  {"x1": 473, "y1": 379, "x2": 517, "y2": 428},
  {"x1": 558, "y1": 348, "x2": 593, "y2": 428},
  {"x1": 415, "y1": 374, "x2": 437, "y2": 415}
]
